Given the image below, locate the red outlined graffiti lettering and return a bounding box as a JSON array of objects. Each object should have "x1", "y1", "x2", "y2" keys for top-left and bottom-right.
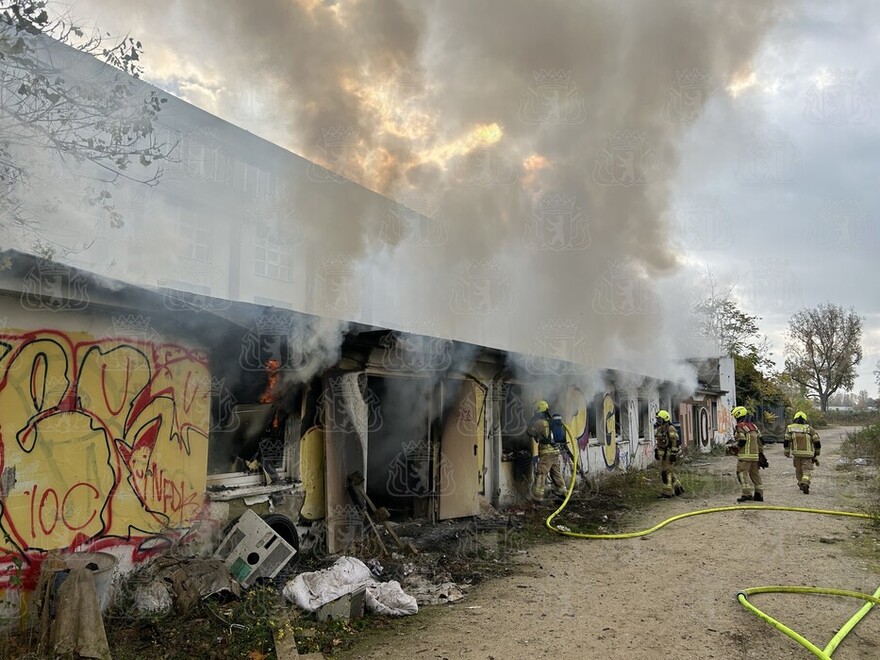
[{"x1": 0, "y1": 328, "x2": 210, "y2": 590}]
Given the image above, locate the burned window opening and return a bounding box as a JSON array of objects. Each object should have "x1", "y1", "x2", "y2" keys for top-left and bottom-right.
[
  {"x1": 208, "y1": 331, "x2": 304, "y2": 481},
  {"x1": 587, "y1": 393, "x2": 603, "y2": 443},
  {"x1": 638, "y1": 399, "x2": 650, "y2": 441},
  {"x1": 499, "y1": 382, "x2": 529, "y2": 460}
]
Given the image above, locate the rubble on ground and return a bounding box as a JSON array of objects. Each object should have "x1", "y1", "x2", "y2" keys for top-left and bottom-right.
[
  {"x1": 132, "y1": 556, "x2": 242, "y2": 615},
  {"x1": 282, "y1": 556, "x2": 418, "y2": 617}
]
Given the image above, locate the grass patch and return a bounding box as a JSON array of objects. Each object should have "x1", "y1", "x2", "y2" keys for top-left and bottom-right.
[
  {"x1": 676, "y1": 469, "x2": 739, "y2": 498},
  {"x1": 838, "y1": 424, "x2": 880, "y2": 544},
  {"x1": 839, "y1": 423, "x2": 880, "y2": 463},
  {"x1": 825, "y1": 412, "x2": 880, "y2": 427},
  {"x1": 1, "y1": 582, "x2": 390, "y2": 659}
]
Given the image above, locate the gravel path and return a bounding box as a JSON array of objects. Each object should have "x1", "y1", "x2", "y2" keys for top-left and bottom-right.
[{"x1": 341, "y1": 426, "x2": 880, "y2": 659}]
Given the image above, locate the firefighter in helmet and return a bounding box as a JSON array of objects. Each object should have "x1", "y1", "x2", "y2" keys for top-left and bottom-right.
[
  {"x1": 654, "y1": 410, "x2": 683, "y2": 498},
  {"x1": 527, "y1": 400, "x2": 566, "y2": 502},
  {"x1": 784, "y1": 411, "x2": 821, "y2": 494},
  {"x1": 730, "y1": 406, "x2": 764, "y2": 502}
]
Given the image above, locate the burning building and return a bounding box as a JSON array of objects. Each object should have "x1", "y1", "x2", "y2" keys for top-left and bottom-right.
[{"x1": 0, "y1": 19, "x2": 744, "y2": 618}]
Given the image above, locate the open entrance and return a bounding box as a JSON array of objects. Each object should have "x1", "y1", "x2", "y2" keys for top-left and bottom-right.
[{"x1": 365, "y1": 376, "x2": 439, "y2": 521}]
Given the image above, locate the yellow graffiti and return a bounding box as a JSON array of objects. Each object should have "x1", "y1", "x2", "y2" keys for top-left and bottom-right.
[
  {"x1": 0, "y1": 329, "x2": 209, "y2": 556},
  {"x1": 564, "y1": 387, "x2": 588, "y2": 441},
  {"x1": 602, "y1": 393, "x2": 617, "y2": 468}
]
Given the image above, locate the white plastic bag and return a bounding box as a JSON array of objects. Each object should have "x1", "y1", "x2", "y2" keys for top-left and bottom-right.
[
  {"x1": 282, "y1": 556, "x2": 373, "y2": 612},
  {"x1": 282, "y1": 556, "x2": 417, "y2": 616}
]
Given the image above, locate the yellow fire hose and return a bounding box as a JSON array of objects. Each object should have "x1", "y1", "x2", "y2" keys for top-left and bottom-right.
[{"x1": 543, "y1": 434, "x2": 880, "y2": 658}]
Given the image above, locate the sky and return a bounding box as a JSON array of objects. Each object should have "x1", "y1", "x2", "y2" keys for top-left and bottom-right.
[{"x1": 52, "y1": 0, "x2": 880, "y2": 394}]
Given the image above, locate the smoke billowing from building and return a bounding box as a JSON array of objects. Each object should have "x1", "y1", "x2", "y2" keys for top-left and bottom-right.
[{"x1": 16, "y1": 0, "x2": 779, "y2": 381}]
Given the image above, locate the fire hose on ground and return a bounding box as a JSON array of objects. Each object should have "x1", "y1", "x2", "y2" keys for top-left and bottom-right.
[{"x1": 543, "y1": 433, "x2": 880, "y2": 659}]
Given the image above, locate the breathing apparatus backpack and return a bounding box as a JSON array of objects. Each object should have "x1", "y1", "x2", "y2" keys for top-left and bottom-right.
[{"x1": 549, "y1": 413, "x2": 567, "y2": 446}]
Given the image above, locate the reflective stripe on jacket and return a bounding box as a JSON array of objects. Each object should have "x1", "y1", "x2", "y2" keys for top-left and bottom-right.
[
  {"x1": 735, "y1": 421, "x2": 761, "y2": 461},
  {"x1": 785, "y1": 423, "x2": 818, "y2": 458}
]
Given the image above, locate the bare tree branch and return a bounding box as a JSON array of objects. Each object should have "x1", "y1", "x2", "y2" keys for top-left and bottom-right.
[{"x1": 0, "y1": 0, "x2": 169, "y2": 250}]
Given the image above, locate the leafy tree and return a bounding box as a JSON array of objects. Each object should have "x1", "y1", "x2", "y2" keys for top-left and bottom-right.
[
  {"x1": 0, "y1": 0, "x2": 167, "y2": 249},
  {"x1": 784, "y1": 303, "x2": 863, "y2": 412},
  {"x1": 733, "y1": 353, "x2": 785, "y2": 407},
  {"x1": 776, "y1": 373, "x2": 826, "y2": 427}
]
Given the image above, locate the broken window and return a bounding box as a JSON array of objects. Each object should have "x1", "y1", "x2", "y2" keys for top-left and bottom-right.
[
  {"x1": 207, "y1": 329, "x2": 304, "y2": 486},
  {"x1": 208, "y1": 403, "x2": 290, "y2": 479},
  {"x1": 638, "y1": 399, "x2": 649, "y2": 442}
]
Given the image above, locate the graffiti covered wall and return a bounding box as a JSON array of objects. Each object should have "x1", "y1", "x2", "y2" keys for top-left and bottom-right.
[{"x1": 0, "y1": 328, "x2": 210, "y2": 590}]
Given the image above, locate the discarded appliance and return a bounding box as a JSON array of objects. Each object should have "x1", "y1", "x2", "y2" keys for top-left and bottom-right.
[
  {"x1": 214, "y1": 509, "x2": 297, "y2": 587},
  {"x1": 316, "y1": 585, "x2": 366, "y2": 622}
]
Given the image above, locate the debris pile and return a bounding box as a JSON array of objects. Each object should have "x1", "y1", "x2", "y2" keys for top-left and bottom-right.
[
  {"x1": 282, "y1": 556, "x2": 418, "y2": 618},
  {"x1": 131, "y1": 556, "x2": 242, "y2": 616}
]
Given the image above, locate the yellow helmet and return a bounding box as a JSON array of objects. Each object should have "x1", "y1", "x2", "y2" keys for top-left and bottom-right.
[
  {"x1": 534, "y1": 400, "x2": 549, "y2": 413},
  {"x1": 732, "y1": 406, "x2": 748, "y2": 419},
  {"x1": 793, "y1": 411, "x2": 808, "y2": 423},
  {"x1": 656, "y1": 410, "x2": 671, "y2": 422}
]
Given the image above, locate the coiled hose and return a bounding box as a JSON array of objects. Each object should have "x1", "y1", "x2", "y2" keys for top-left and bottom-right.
[{"x1": 543, "y1": 434, "x2": 879, "y2": 658}]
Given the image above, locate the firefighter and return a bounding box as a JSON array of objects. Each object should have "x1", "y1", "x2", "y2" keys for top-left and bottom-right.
[
  {"x1": 730, "y1": 406, "x2": 764, "y2": 502},
  {"x1": 527, "y1": 400, "x2": 566, "y2": 502},
  {"x1": 654, "y1": 410, "x2": 683, "y2": 498},
  {"x1": 784, "y1": 411, "x2": 821, "y2": 494}
]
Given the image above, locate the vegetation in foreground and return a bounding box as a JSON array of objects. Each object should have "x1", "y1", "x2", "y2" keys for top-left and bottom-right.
[{"x1": 0, "y1": 447, "x2": 857, "y2": 659}]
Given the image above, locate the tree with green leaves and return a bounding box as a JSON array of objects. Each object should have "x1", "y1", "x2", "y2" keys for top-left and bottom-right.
[
  {"x1": 0, "y1": 0, "x2": 167, "y2": 251},
  {"x1": 784, "y1": 303, "x2": 863, "y2": 412}
]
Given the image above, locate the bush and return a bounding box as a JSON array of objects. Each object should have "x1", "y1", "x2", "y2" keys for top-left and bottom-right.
[
  {"x1": 785, "y1": 398, "x2": 826, "y2": 428},
  {"x1": 839, "y1": 424, "x2": 880, "y2": 463}
]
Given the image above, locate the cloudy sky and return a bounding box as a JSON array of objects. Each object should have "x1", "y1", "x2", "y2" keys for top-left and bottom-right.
[
  {"x1": 672, "y1": 1, "x2": 880, "y2": 394},
  {"x1": 60, "y1": 0, "x2": 879, "y2": 393}
]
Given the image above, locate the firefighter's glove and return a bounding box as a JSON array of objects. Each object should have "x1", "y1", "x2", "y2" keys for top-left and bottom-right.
[
  {"x1": 758, "y1": 452, "x2": 769, "y2": 469},
  {"x1": 725, "y1": 443, "x2": 739, "y2": 457},
  {"x1": 812, "y1": 457, "x2": 820, "y2": 467},
  {"x1": 654, "y1": 448, "x2": 660, "y2": 461},
  {"x1": 669, "y1": 451, "x2": 678, "y2": 464}
]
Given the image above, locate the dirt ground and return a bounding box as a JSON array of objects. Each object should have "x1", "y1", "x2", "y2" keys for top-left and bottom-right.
[{"x1": 341, "y1": 426, "x2": 880, "y2": 659}]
